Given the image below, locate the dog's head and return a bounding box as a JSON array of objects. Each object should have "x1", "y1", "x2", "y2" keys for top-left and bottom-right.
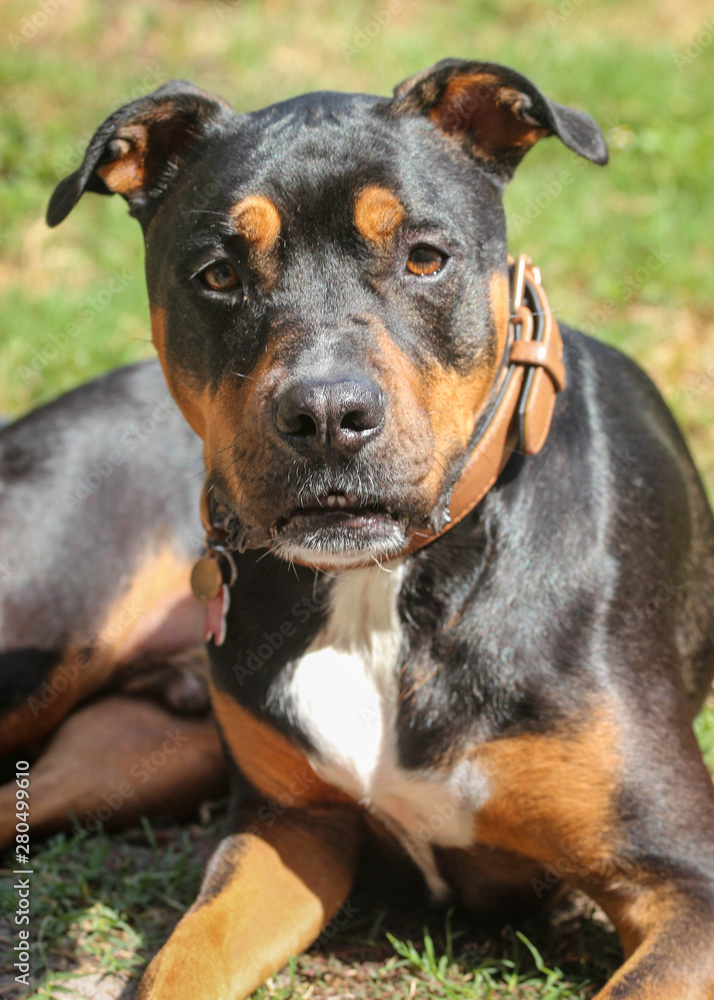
[{"x1": 49, "y1": 60, "x2": 606, "y2": 569}]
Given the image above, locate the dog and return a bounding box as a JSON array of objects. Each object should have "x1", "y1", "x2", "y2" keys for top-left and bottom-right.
[{"x1": 2, "y1": 58, "x2": 714, "y2": 999}]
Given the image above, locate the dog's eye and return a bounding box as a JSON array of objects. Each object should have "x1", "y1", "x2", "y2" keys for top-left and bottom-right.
[
  {"x1": 199, "y1": 261, "x2": 240, "y2": 291},
  {"x1": 406, "y1": 245, "x2": 447, "y2": 276}
]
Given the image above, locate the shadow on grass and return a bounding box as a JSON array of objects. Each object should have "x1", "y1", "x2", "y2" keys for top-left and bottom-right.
[{"x1": 0, "y1": 809, "x2": 621, "y2": 1000}]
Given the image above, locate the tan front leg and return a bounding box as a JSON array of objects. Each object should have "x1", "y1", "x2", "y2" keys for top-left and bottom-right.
[
  {"x1": 472, "y1": 705, "x2": 714, "y2": 999},
  {"x1": 138, "y1": 803, "x2": 364, "y2": 1000}
]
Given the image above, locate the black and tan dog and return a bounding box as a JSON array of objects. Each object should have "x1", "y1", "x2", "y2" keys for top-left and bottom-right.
[{"x1": 2, "y1": 60, "x2": 714, "y2": 999}]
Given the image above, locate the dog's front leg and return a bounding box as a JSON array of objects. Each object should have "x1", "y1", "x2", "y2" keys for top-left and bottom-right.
[
  {"x1": 475, "y1": 706, "x2": 714, "y2": 999},
  {"x1": 137, "y1": 802, "x2": 363, "y2": 1000}
]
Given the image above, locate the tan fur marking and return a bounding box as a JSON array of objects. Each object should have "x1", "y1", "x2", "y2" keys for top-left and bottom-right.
[
  {"x1": 354, "y1": 185, "x2": 405, "y2": 243},
  {"x1": 371, "y1": 328, "x2": 501, "y2": 505},
  {"x1": 429, "y1": 73, "x2": 548, "y2": 159},
  {"x1": 138, "y1": 805, "x2": 362, "y2": 1000},
  {"x1": 210, "y1": 685, "x2": 351, "y2": 805},
  {"x1": 159, "y1": 369, "x2": 211, "y2": 440},
  {"x1": 197, "y1": 344, "x2": 281, "y2": 507},
  {"x1": 230, "y1": 195, "x2": 281, "y2": 253},
  {"x1": 0, "y1": 696, "x2": 226, "y2": 849},
  {"x1": 150, "y1": 304, "x2": 166, "y2": 357},
  {"x1": 0, "y1": 546, "x2": 200, "y2": 758},
  {"x1": 96, "y1": 125, "x2": 148, "y2": 195},
  {"x1": 593, "y1": 885, "x2": 714, "y2": 997},
  {"x1": 473, "y1": 709, "x2": 621, "y2": 872}
]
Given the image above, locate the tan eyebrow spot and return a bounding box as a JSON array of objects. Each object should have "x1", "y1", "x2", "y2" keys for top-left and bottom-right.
[
  {"x1": 354, "y1": 185, "x2": 405, "y2": 243},
  {"x1": 230, "y1": 195, "x2": 281, "y2": 253}
]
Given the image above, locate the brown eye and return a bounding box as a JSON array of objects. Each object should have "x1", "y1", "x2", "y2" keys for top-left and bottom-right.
[
  {"x1": 200, "y1": 261, "x2": 239, "y2": 291},
  {"x1": 406, "y1": 244, "x2": 447, "y2": 276}
]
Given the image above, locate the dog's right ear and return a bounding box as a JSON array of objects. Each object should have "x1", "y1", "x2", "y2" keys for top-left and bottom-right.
[{"x1": 47, "y1": 81, "x2": 235, "y2": 229}]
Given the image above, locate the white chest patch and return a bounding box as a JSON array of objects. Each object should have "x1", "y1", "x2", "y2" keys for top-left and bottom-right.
[{"x1": 289, "y1": 562, "x2": 490, "y2": 899}]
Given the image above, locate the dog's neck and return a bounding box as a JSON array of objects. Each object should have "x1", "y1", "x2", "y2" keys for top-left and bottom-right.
[{"x1": 401, "y1": 254, "x2": 565, "y2": 559}]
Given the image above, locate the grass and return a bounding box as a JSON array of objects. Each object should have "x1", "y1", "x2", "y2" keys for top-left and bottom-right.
[
  {"x1": 0, "y1": 818, "x2": 215, "y2": 999},
  {"x1": 1, "y1": 813, "x2": 623, "y2": 1000},
  {"x1": 1, "y1": 0, "x2": 713, "y2": 997}
]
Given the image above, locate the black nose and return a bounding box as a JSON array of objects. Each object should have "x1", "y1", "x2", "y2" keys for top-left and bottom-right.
[{"x1": 273, "y1": 377, "x2": 385, "y2": 456}]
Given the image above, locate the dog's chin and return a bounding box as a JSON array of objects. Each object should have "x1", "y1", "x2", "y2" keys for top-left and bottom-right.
[{"x1": 269, "y1": 506, "x2": 409, "y2": 569}]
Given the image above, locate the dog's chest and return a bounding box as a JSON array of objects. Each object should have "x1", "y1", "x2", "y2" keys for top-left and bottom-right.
[{"x1": 289, "y1": 564, "x2": 489, "y2": 890}]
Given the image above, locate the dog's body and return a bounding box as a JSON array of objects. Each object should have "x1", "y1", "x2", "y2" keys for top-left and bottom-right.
[{"x1": 2, "y1": 60, "x2": 714, "y2": 999}]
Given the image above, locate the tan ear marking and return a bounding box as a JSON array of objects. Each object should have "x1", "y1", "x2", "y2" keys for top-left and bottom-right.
[
  {"x1": 96, "y1": 124, "x2": 149, "y2": 196},
  {"x1": 429, "y1": 74, "x2": 548, "y2": 159},
  {"x1": 230, "y1": 195, "x2": 282, "y2": 253},
  {"x1": 354, "y1": 185, "x2": 405, "y2": 243}
]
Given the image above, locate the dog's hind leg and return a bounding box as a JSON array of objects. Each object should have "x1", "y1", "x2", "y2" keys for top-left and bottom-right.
[
  {"x1": 0, "y1": 694, "x2": 227, "y2": 848},
  {"x1": 0, "y1": 360, "x2": 206, "y2": 758}
]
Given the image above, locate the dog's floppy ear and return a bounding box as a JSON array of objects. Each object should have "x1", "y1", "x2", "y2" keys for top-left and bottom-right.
[
  {"x1": 47, "y1": 81, "x2": 235, "y2": 228},
  {"x1": 391, "y1": 59, "x2": 608, "y2": 181}
]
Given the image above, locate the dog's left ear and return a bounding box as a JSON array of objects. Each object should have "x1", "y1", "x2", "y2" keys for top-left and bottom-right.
[
  {"x1": 47, "y1": 81, "x2": 235, "y2": 229},
  {"x1": 391, "y1": 59, "x2": 608, "y2": 181}
]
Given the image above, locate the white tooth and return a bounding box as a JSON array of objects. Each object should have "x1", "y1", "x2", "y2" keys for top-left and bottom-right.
[
  {"x1": 326, "y1": 495, "x2": 337, "y2": 507},
  {"x1": 346, "y1": 493, "x2": 358, "y2": 504},
  {"x1": 336, "y1": 496, "x2": 347, "y2": 508}
]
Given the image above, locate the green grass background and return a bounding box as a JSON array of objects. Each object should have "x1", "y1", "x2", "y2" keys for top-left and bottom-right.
[{"x1": 1, "y1": 0, "x2": 713, "y2": 997}]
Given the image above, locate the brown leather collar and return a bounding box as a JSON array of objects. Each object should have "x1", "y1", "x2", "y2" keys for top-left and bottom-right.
[
  {"x1": 198, "y1": 255, "x2": 565, "y2": 573},
  {"x1": 401, "y1": 253, "x2": 565, "y2": 557}
]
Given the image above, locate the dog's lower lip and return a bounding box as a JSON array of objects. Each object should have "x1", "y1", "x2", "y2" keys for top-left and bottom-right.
[{"x1": 272, "y1": 496, "x2": 405, "y2": 537}]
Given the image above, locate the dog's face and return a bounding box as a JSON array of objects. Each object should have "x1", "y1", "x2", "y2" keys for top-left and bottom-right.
[
  {"x1": 145, "y1": 92, "x2": 513, "y2": 567},
  {"x1": 49, "y1": 60, "x2": 606, "y2": 568}
]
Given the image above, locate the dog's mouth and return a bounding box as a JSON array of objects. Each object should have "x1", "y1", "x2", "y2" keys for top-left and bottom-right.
[
  {"x1": 208, "y1": 491, "x2": 410, "y2": 567},
  {"x1": 275, "y1": 492, "x2": 407, "y2": 536}
]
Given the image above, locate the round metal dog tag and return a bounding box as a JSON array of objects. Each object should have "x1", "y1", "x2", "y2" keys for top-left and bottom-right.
[{"x1": 190, "y1": 554, "x2": 223, "y2": 603}]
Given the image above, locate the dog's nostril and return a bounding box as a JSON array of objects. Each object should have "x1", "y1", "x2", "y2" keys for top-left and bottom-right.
[
  {"x1": 293, "y1": 413, "x2": 317, "y2": 438},
  {"x1": 341, "y1": 410, "x2": 365, "y2": 433}
]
